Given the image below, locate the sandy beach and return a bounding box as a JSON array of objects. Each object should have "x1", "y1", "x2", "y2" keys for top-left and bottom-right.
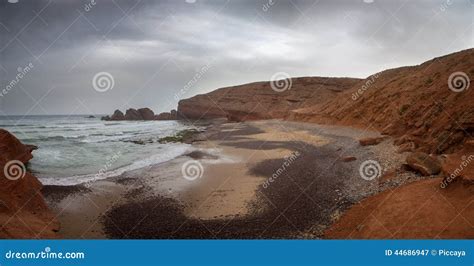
[{"x1": 41, "y1": 119, "x2": 425, "y2": 239}]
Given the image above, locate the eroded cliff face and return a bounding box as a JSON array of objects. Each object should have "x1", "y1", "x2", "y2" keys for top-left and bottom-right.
[
  {"x1": 177, "y1": 49, "x2": 473, "y2": 154},
  {"x1": 0, "y1": 129, "x2": 59, "y2": 239},
  {"x1": 177, "y1": 77, "x2": 361, "y2": 121},
  {"x1": 292, "y1": 48, "x2": 474, "y2": 154}
]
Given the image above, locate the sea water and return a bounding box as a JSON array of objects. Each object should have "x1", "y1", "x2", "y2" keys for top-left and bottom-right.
[{"x1": 0, "y1": 115, "x2": 198, "y2": 186}]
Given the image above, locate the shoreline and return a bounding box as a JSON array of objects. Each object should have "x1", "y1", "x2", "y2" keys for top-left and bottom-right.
[{"x1": 42, "y1": 119, "x2": 427, "y2": 239}]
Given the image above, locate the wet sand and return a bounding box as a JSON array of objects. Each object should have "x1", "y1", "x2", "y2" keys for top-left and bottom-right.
[{"x1": 43, "y1": 120, "x2": 418, "y2": 239}]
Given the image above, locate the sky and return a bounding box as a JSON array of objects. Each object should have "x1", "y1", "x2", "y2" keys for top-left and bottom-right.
[{"x1": 0, "y1": 0, "x2": 473, "y2": 115}]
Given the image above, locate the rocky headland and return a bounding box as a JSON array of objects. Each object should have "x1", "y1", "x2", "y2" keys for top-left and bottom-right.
[
  {"x1": 178, "y1": 49, "x2": 474, "y2": 155},
  {"x1": 0, "y1": 129, "x2": 59, "y2": 238}
]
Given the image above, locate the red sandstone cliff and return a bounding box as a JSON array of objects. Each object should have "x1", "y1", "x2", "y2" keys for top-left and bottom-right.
[
  {"x1": 0, "y1": 129, "x2": 59, "y2": 238},
  {"x1": 291, "y1": 48, "x2": 474, "y2": 154},
  {"x1": 177, "y1": 49, "x2": 474, "y2": 154},
  {"x1": 177, "y1": 77, "x2": 361, "y2": 121}
]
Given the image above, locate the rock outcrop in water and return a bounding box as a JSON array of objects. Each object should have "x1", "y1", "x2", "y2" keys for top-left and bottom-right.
[
  {"x1": 0, "y1": 129, "x2": 59, "y2": 238},
  {"x1": 102, "y1": 108, "x2": 178, "y2": 121},
  {"x1": 110, "y1": 110, "x2": 125, "y2": 120},
  {"x1": 155, "y1": 110, "x2": 178, "y2": 120}
]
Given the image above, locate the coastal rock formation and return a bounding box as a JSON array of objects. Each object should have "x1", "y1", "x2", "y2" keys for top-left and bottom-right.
[
  {"x1": 175, "y1": 49, "x2": 473, "y2": 154},
  {"x1": 291, "y1": 48, "x2": 474, "y2": 154},
  {"x1": 124, "y1": 108, "x2": 142, "y2": 120},
  {"x1": 111, "y1": 110, "x2": 125, "y2": 120},
  {"x1": 102, "y1": 108, "x2": 177, "y2": 121},
  {"x1": 138, "y1": 108, "x2": 155, "y2": 120},
  {"x1": 405, "y1": 152, "x2": 441, "y2": 176},
  {"x1": 0, "y1": 129, "x2": 59, "y2": 238},
  {"x1": 155, "y1": 109, "x2": 178, "y2": 120},
  {"x1": 177, "y1": 77, "x2": 361, "y2": 120}
]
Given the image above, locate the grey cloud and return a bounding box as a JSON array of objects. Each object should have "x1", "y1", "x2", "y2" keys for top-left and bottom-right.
[{"x1": 0, "y1": 0, "x2": 472, "y2": 115}]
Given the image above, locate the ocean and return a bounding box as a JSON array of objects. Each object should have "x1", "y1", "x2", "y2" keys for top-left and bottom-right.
[{"x1": 0, "y1": 115, "x2": 198, "y2": 186}]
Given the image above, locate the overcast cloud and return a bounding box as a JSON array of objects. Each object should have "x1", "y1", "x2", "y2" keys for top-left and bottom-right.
[{"x1": 0, "y1": 0, "x2": 472, "y2": 115}]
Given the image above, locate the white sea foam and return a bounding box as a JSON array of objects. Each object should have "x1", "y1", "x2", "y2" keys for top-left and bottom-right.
[
  {"x1": 40, "y1": 144, "x2": 192, "y2": 186},
  {"x1": 0, "y1": 115, "x2": 200, "y2": 186}
]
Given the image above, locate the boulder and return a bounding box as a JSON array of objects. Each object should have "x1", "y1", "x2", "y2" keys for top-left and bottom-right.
[
  {"x1": 406, "y1": 152, "x2": 441, "y2": 176},
  {"x1": 110, "y1": 109, "x2": 125, "y2": 120},
  {"x1": 359, "y1": 136, "x2": 387, "y2": 146},
  {"x1": 341, "y1": 156, "x2": 357, "y2": 162},
  {"x1": 124, "y1": 108, "x2": 142, "y2": 120},
  {"x1": 138, "y1": 108, "x2": 155, "y2": 120},
  {"x1": 397, "y1": 142, "x2": 416, "y2": 153}
]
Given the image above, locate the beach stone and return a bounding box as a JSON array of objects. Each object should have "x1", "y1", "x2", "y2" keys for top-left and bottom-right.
[
  {"x1": 406, "y1": 152, "x2": 441, "y2": 176},
  {"x1": 359, "y1": 137, "x2": 386, "y2": 146},
  {"x1": 341, "y1": 156, "x2": 357, "y2": 162}
]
